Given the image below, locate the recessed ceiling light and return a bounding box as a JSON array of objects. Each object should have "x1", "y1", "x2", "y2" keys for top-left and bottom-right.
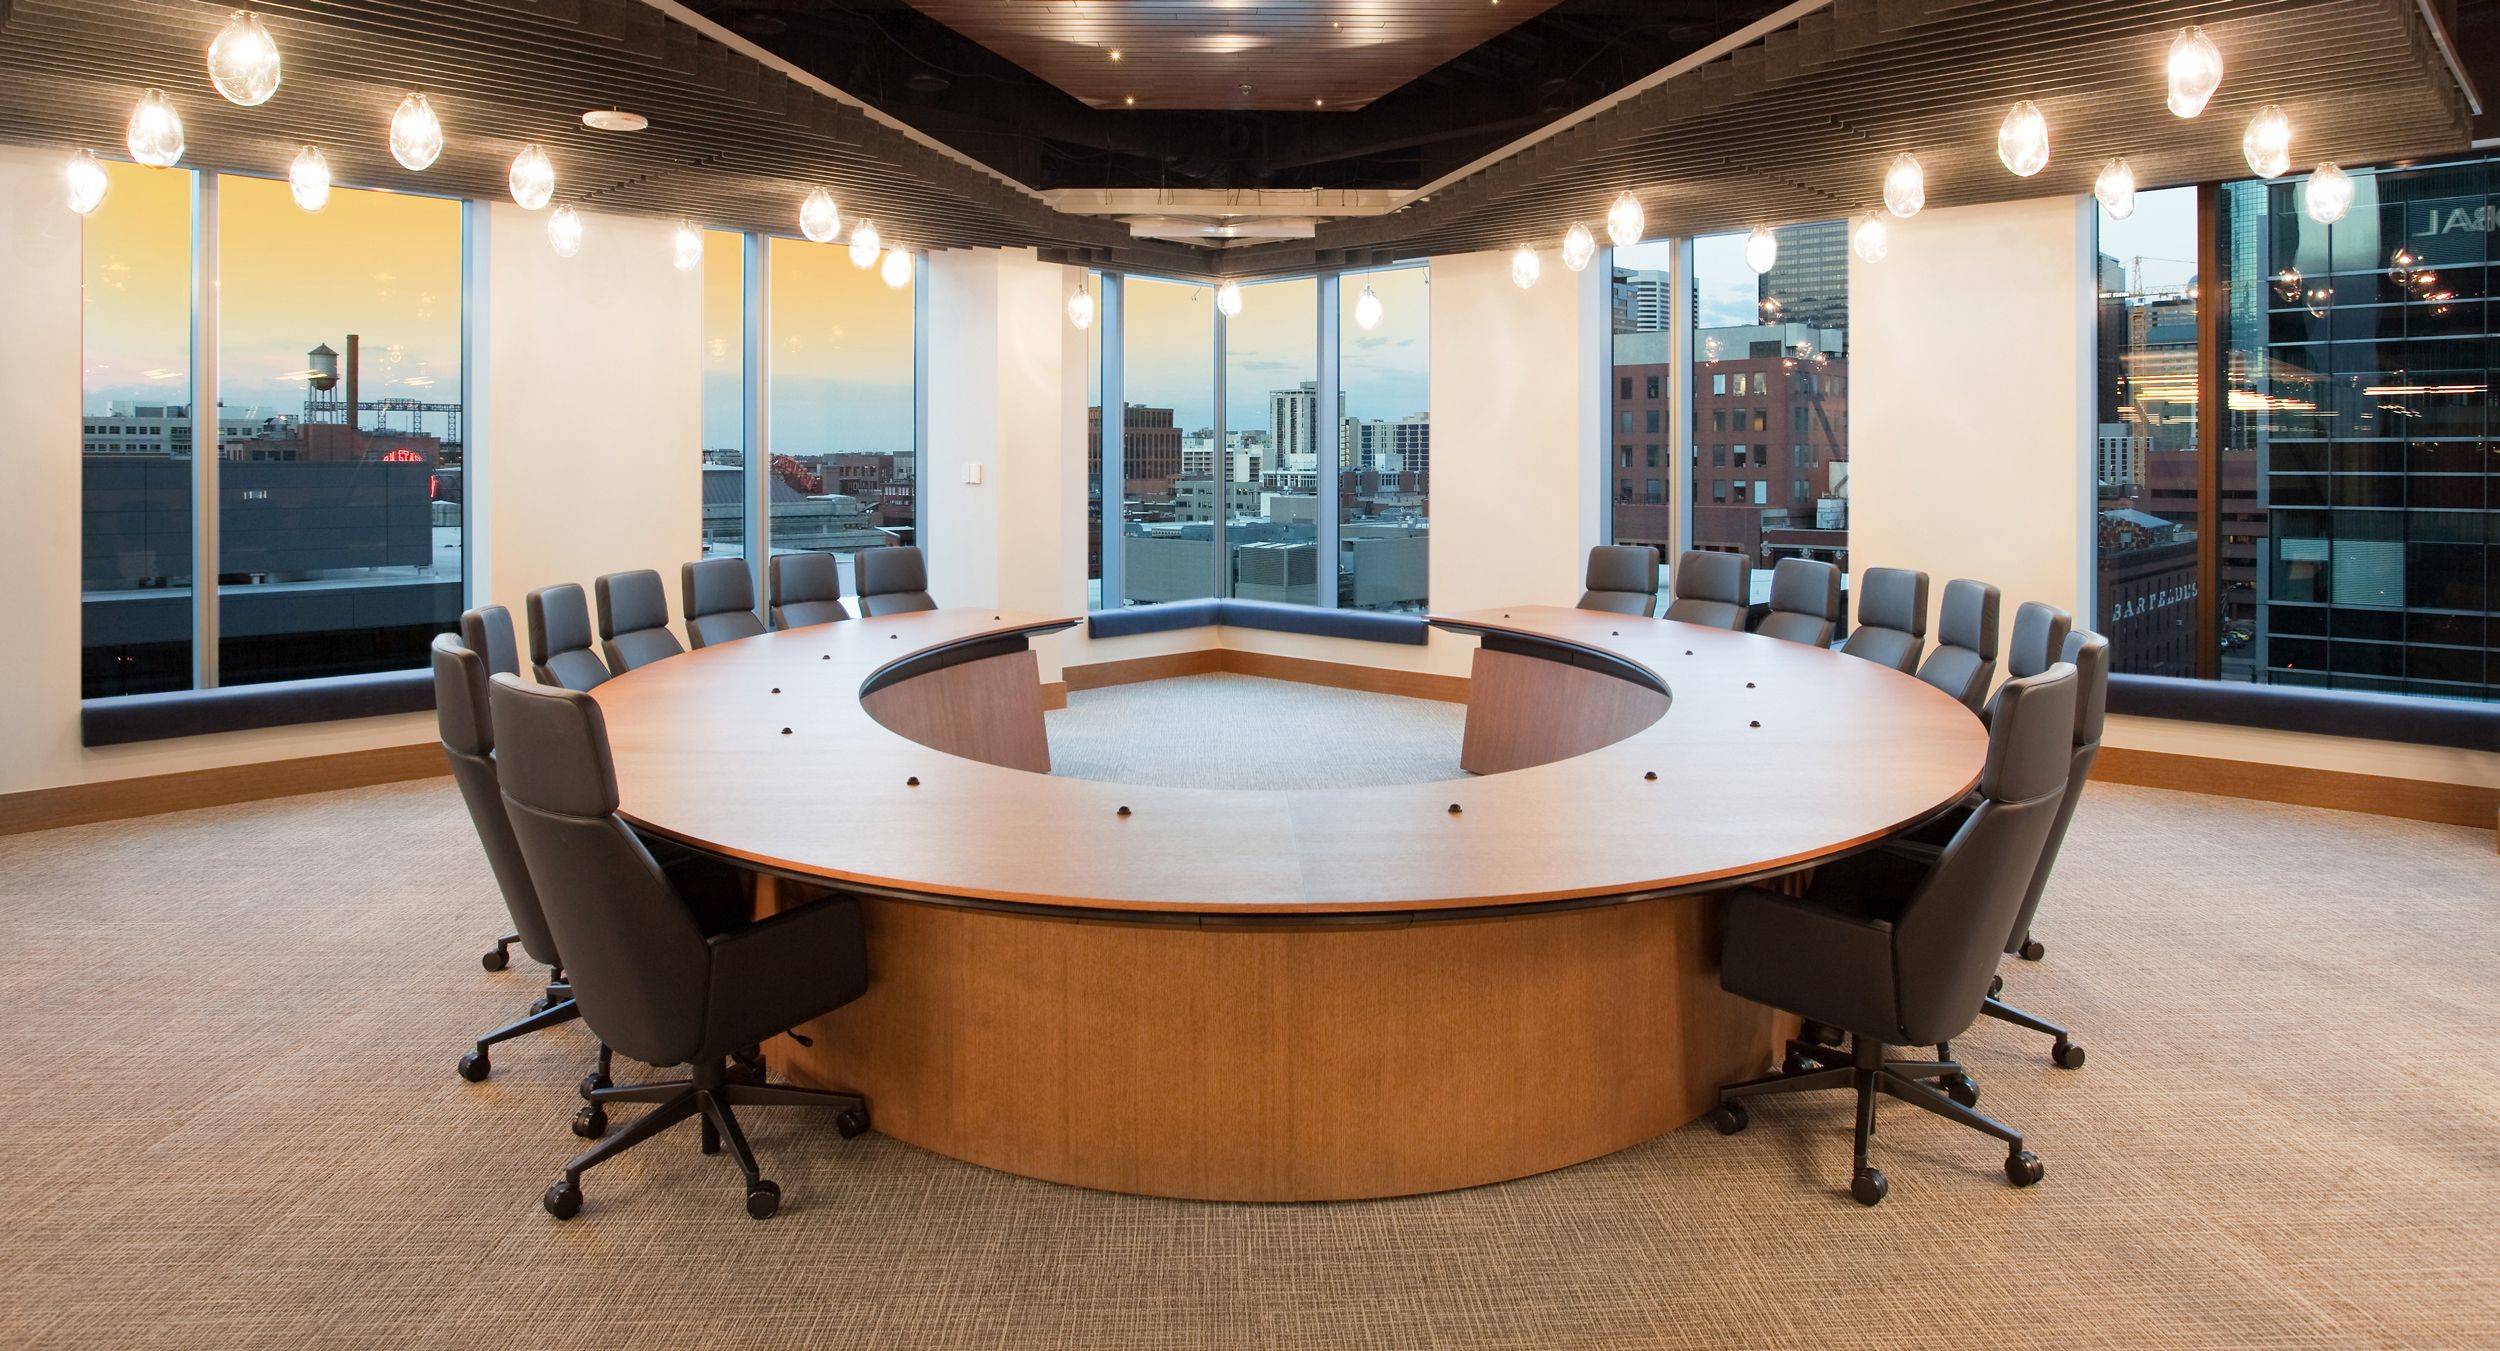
[
  {"x1": 582, "y1": 108, "x2": 648, "y2": 133},
  {"x1": 1109, "y1": 49, "x2": 1122, "y2": 61}
]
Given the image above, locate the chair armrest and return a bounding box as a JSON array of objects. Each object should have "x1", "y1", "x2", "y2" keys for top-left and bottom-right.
[
  {"x1": 1720, "y1": 886, "x2": 1898, "y2": 1041},
  {"x1": 705, "y1": 894, "x2": 871, "y2": 1046}
]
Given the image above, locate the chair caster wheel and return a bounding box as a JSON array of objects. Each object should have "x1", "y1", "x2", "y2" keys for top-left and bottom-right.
[
  {"x1": 481, "y1": 947, "x2": 510, "y2": 972},
  {"x1": 1988, "y1": 973, "x2": 2004, "y2": 998},
  {"x1": 1851, "y1": 1168, "x2": 1888, "y2": 1206},
  {"x1": 579, "y1": 1071, "x2": 610, "y2": 1101},
  {"x1": 543, "y1": 1179, "x2": 582, "y2": 1220},
  {"x1": 2052, "y1": 1040, "x2": 2086, "y2": 1070},
  {"x1": 745, "y1": 1180, "x2": 781, "y2": 1220},
  {"x1": 457, "y1": 1050, "x2": 490, "y2": 1083},
  {"x1": 572, "y1": 1105, "x2": 607, "y2": 1139},
  {"x1": 1781, "y1": 1050, "x2": 1816, "y2": 1075},
  {"x1": 834, "y1": 1107, "x2": 872, "y2": 1139},
  {"x1": 2005, "y1": 1149, "x2": 2045, "y2": 1187},
  {"x1": 2018, "y1": 939, "x2": 2045, "y2": 962},
  {"x1": 1944, "y1": 1074, "x2": 1979, "y2": 1108},
  {"x1": 1708, "y1": 1104, "x2": 1748, "y2": 1135}
]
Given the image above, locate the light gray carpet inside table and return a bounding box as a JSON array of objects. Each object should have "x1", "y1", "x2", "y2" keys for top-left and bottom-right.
[{"x1": 1046, "y1": 673, "x2": 1467, "y2": 788}]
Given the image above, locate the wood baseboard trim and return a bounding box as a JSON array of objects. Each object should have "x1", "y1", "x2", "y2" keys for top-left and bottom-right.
[
  {"x1": 0, "y1": 743, "x2": 449, "y2": 836},
  {"x1": 2092, "y1": 746, "x2": 2498, "y2": 831},
  {"x1": 1060, "y1": 648, "x2": 1467, "y2": 703},
  {"x1": 1061, "y1": 648, "x2": 1227, "y2": 692},
  {"x1": 1040, "y1": 681, "x2": 1069, "y2": 711}
]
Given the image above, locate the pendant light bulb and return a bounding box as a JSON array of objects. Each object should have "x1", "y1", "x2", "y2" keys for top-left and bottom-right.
[
  {"x1": 673, "y1": 221, "x2": 704, "y2": 273},
  {"x1": 508, "y1": 144, "x2": 555, "y2": 211},
  {"x1": 1997, "y1": 100, "x2": 2050, "y2": 177},
  {"x1": 288, "y1": 145, "x2": 330, "y2": 212},
  {"x1": 2243, "y1": 105, "x2": 2292, "y2": 179},
  {"x1": 1605, "y1": 190, "x2": 1644, "y2": 247},
  {"x1": 849, "y1": 219, "x2": 881, "y2": 268},
  {"x1": 1067, "y1": 285, "x2": 1095, "y2": 330},
  {"x1": 1215, "y1": 280, "x2": 1244, "y2": 317},
  {"x1": 880, "y1": 246, "x2": 912, "y2": 290},
  {"x1": 388, "y1": 93, "x2": 443, "y2": 171},
  {"x1": 65, "y1": 149, "x2": 109, "y2": 215},
  {"x1": 2166, "y1": 26, "x2": 2223, "y2": 119},
  {"x1": 547, "y1": 204, "x2": 583, "y2": 258},
  {"x1": 1882, "y1": 151, "x2": 1925, "y2": 218},
  {"x1": 1353, "y1": 282, "x2": 1383, "y2": 332},
  {"x1": 1744, "y1": 226, "x2": 1778, "y2": 275},
  {"x1": 799, "y1": 188, "x2": 841, "y2": 244},
  {"x1": 1849, "y1": 212, "x2": 1887, "y2": 263},
  {"x1": 125, "y1": 89, "x2": 184, "y2": 168},
  {"x1": 1510, "y1": 245, "x2": 1542, "y2": 290},
  {"x1": 2094, "y1": 157, "x2": 2137, "y2": 220},
  {"x1": 2303, "y1": 162, "x2": 2353, "y2": 225},
  {"x1": 1561, "y1": 222, "x2": 1596, "y2": 273},
  {"x1": 206, "y1": 11, "x2": 282, "y2": 107}
]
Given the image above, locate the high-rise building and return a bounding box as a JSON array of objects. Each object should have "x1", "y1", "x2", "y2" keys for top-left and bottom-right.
[
  {"x1": 1757, "y1": 220, "x2": 1849, "y2": 329},
  {"x1": 1613, "y1": 268, "x2": 1673, "y2": 333},
  {"x1": 1267, "y1": 380, "x2": 1344, "y2": 473}
]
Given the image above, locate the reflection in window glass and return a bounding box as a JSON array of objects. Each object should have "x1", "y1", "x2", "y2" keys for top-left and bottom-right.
[
  {"x1": 768, "y1": 237, "x2": 916, "y2": 558},
  {"x1": 81, "y1": 161, "x2": 196, "y2": 697},
  {"x1": 2093, "y1": 185, "x2": 2206, "y2": 679},
  {"x1": 1225, "y1": 277, "x2": 1319, "y2": 605},
  {"x1": 1339, "y1": 267, "x2": 1430, "y2": 611},
  {"x1": 215, "y1": 174, "x2": 464, "y2": 686},
  {"x1": 1119, "y1": 277, "x2": 1215, "y2": 605},
  {"x1": 701, "y1": 230, "x2": 747, "y2": 559}
]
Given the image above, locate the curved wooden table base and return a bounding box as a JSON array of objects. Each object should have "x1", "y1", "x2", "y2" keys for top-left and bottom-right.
[{"x1": 764, "y1": 886, "x2": 1790, "y2": 1202}]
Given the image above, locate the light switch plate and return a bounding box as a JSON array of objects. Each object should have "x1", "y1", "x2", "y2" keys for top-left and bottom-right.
[{"x1": 963, "y1": 463, "x2": 985, "y2": 485}]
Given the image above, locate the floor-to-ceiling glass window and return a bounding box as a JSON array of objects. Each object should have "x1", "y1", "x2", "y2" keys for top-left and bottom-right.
[
  {"x1": 80, "y1": 161, "x2": 196, "y2": 698},
  {"x1": 1118, "y1": 277, "x2": 1217, "y2": 605},
  {"x1": 1223, "y1": 277, "x2": 1320, "y2": 606},
  {"x1": 1338, "y1": 267, "x2": 1430, "y2": 612},
  {"x1": 2092, "y1": 186, "x2": 2206, "y2": 678},
  {"x1": 214, "y1": 175, "x2": 465, "y2": 686},
  {"x1": 1609, "y1": 242, "x2": 1676, "y2": 587},
  {"x1": 767, "y1": 236, "x2": 916, "y2": 557},
  {"x1": 700, "y1": 229, "x2": 748, "y2": 560},
  {"x1": 1081, "y1": 271, "x2": 1105, "y2": 609}
]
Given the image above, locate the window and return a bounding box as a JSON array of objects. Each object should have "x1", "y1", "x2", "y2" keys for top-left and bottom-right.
[
  {"x1": 1645, "y1": 409, "x2": 1662, "y2": 434},
  {"x1": 1083, "y1": 272, "x2": 1105, "y2": 608},
  {"x1": 768, "y1": 236, "x2": 917, "y2": 559},
  {"x1": 1712, "y1": 373, "x2": 1727, "y2": 395},
  {"x1": 1645, "y1": 444, "x2": 1661, "y2": 468},
  {"x1": 1228, "y1": 277, "x2": 1320, "y2": 606},
  {"x1": 701, "y1": 230, "x2": 747, "y2": 560},
  {"x1": 1608, "y1": 243, "x2": 1676, "y2": 574},
  {"x1": 1118, "y1": 277, "x2": 1215, "y2": 605},
  {"x1": 1693, "y1": 222, "x2": 1850, "y2": 583},
  {"x1": 1644, "y1": 478, "x2": 1662, "y2": 504},
  {"x1": 1645, "y1": 375, "x2": 1662, "y2": 399},
  {"x1": 1339, "y1": 266, "x2": 1430, "y2": 612}
]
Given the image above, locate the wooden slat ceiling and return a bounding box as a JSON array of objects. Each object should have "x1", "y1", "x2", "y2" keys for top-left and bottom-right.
[{"x1": 900, "y1": 0, "x2": 1566, "y2": 111}]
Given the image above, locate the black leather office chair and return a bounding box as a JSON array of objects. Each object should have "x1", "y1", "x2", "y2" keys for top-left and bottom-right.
[
  {"x1": 770, "y1": 552, "x2": 850, "y2": 629},
  {"x1": 595, "y1": 569, "x2": 686, "y2": 673},
  {"x1": 525, "y1": 583, "x2": 611, "y2": 692},
  {"x1": 458, "y1": 606, "x2": 527, "y2": 972},
  {"x1": 1577, "y1": 545, "x2": 1660, "y2": 617},
  {"x1": 682, "y1": 558, "x2": 768, "y2": 650},
  {"x1": 1663, "y1": 550, "x2": 1749, "y2": 630},
  {"x1": 488, "y1": 674, "x2": 874, "y2": 1221},
  {"x1": 856, "y1": 545, "x2": 936, "y2": 617},
  {"x1": 1707, "y1": 663, "x2": 2079, "y2": 1206},
  {"x1": 1839, "y1": 567, "x2": 1928, "y2": 674},
  {"x1": 1916, "y1": 578, "x2": 2001, "y2": 712},
  {"x1": 433, "y1": 632, "x2": 611, "y2": 1098},
  {"x1": 1754, "y1": 558, "x2": 1841, "y2": 647},
  {"x1": 1984, "y1": 602, "x2": 2072, "y2": 726}
]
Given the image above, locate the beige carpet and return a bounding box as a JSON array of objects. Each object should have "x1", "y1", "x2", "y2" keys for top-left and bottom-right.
[{"x1": 1, "y1": 681, "x2": 2494, "y2": 1349}]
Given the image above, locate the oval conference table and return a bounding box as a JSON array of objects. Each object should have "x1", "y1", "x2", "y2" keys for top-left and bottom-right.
[{"x1": 589, "y1": 604, "x2": 1988, "y2": 1202}]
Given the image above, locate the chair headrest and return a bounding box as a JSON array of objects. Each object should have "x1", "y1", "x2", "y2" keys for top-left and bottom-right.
[
  {"x1": 596, "y1": 569, "x2": 672, "y2": 638},
  {"x1": 1583, "y1": 545, "x2": 1658, "y2": 596},
  {"x1": 770, "y1": 551, "x2": 842, "y2": 605},
  {"x1": 681, "y1": 557, "x2": 755, "y2": 620},
  {"x1": 487, "y1": 673, "x2": 620, "y2": 818},
  {"x1": 1854, "y1": 567, "x2": 1928, "y2": 636},
  {"x1": 858, "y1": 545, "x2": 927, "y2": 597},
  {"x1": 1673, "y1": 550, "x2": 1748, "y2": 606},
  {"x1": 2005, "y1": 601, "x2": 2073, "y2": 680},
  {"x1": 2064, "y1": 629, "x2": 2109, "y2": 747},
  {"x1": 526, "y1": 583, "x2": 593, "y2": 662},
  {"x1": 1936, "y1": 578, "x2": 2001, "y2": 655},
  {"x1": 430, "y1": 633, "x2": 492, "y2": 756},
  {"x1": 1980, "y1": 664, "x2": 2078, "y2": 803},
  {"x1": 459, "y1": 605, "x2": 519, "y2": 678},
  {"x1": 1769, "y1": 557, "x2": 1840, "y2": 620}
]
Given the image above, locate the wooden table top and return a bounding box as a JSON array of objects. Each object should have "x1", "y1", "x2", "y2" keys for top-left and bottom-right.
[{"x1": 589, "y1": 606, "x2": 1989, "y2": 919}]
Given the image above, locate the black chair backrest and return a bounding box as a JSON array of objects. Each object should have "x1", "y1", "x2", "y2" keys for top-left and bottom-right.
[
  {"x1": 856, "y1": 546, "x2": 936, "y2": 617},
  {"x1": 770, "y1": 552, "x2": 849, "y2": 629},
  {"x1": 681, "y1": 558, "x2": 767, "y2": 649},
  {"x1": 1663, "y1": 550, "x2": 1749, "y2": 630},
  {"x1": 1890, "y1": 663, "x2": 2078, "y2": 1045},
  {"x1": 432, "y1": 633, "x2": 558, "y2": 969},
  {"x1": 459, "y1": 604, "x2": 520, "y2": 678},
  {"x1": 525, "y1": 583, "x2": 611, "y2": 692},
  {"x1": 1982, "y1": 601, "x2": 2073, "y2": 725},
  {"x1": 2001, "y1": 629, "x2": 2109, "y2": 955},
  {"x1": 489, "y1": 673, "x2": 715, "y2": 1069},
  {"x1": 1577, "y1": 545, "x2": 1659, "y2": 617},
  {"x1": 1754, "y1": 558, "x2": 1841, "y2": 647},
  {"x1": 1916, "y1": 578, "x2": 2000, "y2": 712},
  {"x1": 595, "y1": 568, "x2": 686, "y2": 673},
  {"x1": 1839, "y1": 567, "x2": 1928, "y2": 674}
]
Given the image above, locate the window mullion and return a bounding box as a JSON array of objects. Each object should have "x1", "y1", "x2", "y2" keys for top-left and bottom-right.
[{"x1": 192, "y1": 171, "x2": 221, "y2": 689}]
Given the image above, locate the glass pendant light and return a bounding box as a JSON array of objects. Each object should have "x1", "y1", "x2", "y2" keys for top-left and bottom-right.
[
  {"x1": 1215, "y1": 280, "x2": 1243, "y2": 317},
  {"x1": 1067, "y1": 285, "x2": 1095, "y2": 330},
  {"x1": 207, "y1": 11, "x2": 282, "y2": 106},
  {"x1": 288, "y1": 145, "x2": 330, "y2": 211},
  {"x1": 547, "y1": 205, "x2": 583, "y2": 258},
  {"x1": 880, "y1": 246, "x2": 912, "y2": 289},
  {"x1": 1510, "y1": 245, "x2": 1541, "y2": 289},
  {"x1": 673, "y1": 222, "x2": 704, "y2": 272},
  {"x1": 2166, "y1": 26, "x2": 2223, "y2": 119},
  {"x1": 2094, "y1": 157, "x2": 2137, "y2": 220},
  {"x1": 1849, "y1": 212, "x2": 1887, "y2": 263},
  {"x1": 848, "y1": 219, "x2": 881, "y2": 268},
  {"x1": 799, "y1": 188, "x2": 841, "y2": 244},
  {"x1": 508, "y1": 144, "x2": 555, "y2": 210},
  {"x1": 1882, "y1": 152, "x2": 1925, "y2": 218},
  {"x1": 2243, "y1": 105, "x2": 2291, "y2": 179},
  {"x1": 125, "y1": 90, "x2": 184, "y2": 167},
  {"x1": 1353, "y1": 283, "x2": 1383, "y2": 332},
  {"x1": 2303, "y1": 162, "x2": 2353, "y2": 225},
  {"x1": 1744, "y1": 226, "x2": 1778, "y2": 275},
  {"x1": 65, "y1": 149, "x2": 109, "y2": 215},
  {"x1": 1605, "y1": 190, "x2": 1644, "y2": 247},
  {"x1": 1997, "y1": 100, "x2": 2050, "y2": 177},
  {"x1": 389, "y1": 94, "x2": 443, "y2": 171},
  {"x1": 1561, "y1": 223, "x2": 1596, "y2": 273}
]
